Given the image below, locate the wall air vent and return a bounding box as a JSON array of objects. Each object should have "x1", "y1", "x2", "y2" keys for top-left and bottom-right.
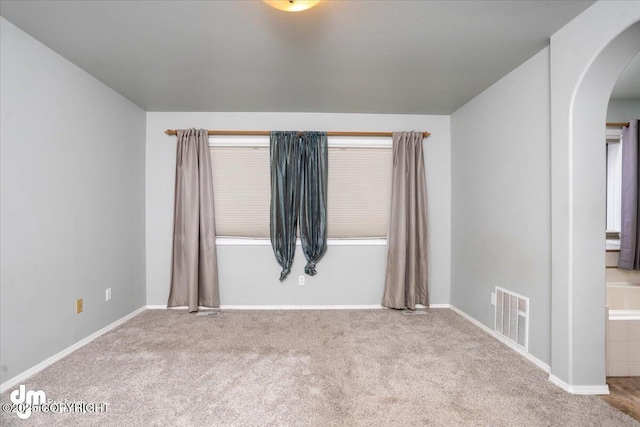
[{"x1": 494, "y1": 287, "x2": 529, "y2": 351}]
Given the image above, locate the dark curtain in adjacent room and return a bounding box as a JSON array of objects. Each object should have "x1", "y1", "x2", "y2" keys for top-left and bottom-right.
[{"x1": 618, "y1": 120, "x2": 640, "y2": 270}]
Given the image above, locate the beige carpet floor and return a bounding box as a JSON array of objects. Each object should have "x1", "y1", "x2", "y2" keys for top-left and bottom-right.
[{"x1": 1, "y1": 309, "x2": 637, "y2": 426}]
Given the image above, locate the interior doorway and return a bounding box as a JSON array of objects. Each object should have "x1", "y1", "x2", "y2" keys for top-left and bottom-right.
[{"x1": 549, "y1": 4, "x2": 640, "y2": 393}]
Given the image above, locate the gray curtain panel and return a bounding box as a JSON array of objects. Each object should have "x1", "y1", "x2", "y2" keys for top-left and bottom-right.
[
  {"x1": 270, "y1": 131, "x2": 302, "y2": 280},
  {"x1": 299, "y1": 132, "x2": 328, "y2": 275},
  {"x1": 382, "y1": 131, "x2": 429, "y2": 310},
  {"x1": 618, "y1": 120, "x2": 640, "y2": 270},
  {"x1": 167, "y1": 128, "x2": 220, "y2": 311}
]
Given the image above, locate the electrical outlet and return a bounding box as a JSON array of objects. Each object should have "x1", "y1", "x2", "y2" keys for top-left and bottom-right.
[
  {"x1": 106, "y1": 288, "x2": 111, "y2": 301},
  {"x1": 298, "y1": 275, "x2": 305, "y2": 286},
  {"x1": 76, "y1": 298, "x2": 83, "y2": 314},
  {"x1": 491, "y1": 292, "x2": 496, "y2": 305}
]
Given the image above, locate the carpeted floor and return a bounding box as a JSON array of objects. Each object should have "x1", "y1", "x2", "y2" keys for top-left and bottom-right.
[{"x1": 1, "y1": 309, "x2": 637, "y2": 426}]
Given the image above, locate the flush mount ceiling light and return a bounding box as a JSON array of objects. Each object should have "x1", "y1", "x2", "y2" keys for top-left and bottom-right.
[{"x1": 263, "y1": 0, "x2": 321, "y2": 12}]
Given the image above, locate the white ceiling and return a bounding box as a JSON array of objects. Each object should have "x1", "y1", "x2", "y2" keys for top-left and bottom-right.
[{"x1": 0, "y1": 0, "x2": 605, "y2": 114}]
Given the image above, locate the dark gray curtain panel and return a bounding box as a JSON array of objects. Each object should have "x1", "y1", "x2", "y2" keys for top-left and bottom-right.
[
  {"x1": 382, "y1": 132, "x2": 429, "y2": 310},
  {"x1": 168, "y1": 129, "x2": 220, "y2": 312},
  {"x1": 299, "y1": 132, "x2": 328, "y2": 275},
  {"x1": 618, "y1": 120, "x2": 640, "y2": 270},
  {"x1": 270, "y1": 131, "x2": 302, "y2": 280}
]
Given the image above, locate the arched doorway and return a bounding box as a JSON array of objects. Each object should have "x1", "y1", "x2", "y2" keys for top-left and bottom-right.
[{"x1": 550, "y1": 2, "x2": 640, "y2": 393}]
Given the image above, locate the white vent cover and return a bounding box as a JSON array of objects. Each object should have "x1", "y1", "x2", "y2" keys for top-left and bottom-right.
[{"x1": 494, "y1": 287, "x2": 529, "y2": 351}]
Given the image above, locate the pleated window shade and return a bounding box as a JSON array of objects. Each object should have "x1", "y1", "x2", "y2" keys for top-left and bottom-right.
[
  {"x1": 210, "y1": 145, "x2": 392, "y2": 238},
  {"x1": 210, "y1": 147, "x2": 270, "y2": 238}
]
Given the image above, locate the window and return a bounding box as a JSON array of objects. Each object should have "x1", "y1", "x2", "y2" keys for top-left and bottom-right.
[
  {"x1": 210, "y1": 136, "x2": 392, "y2": 240},
  {"x1": 210, "y1": 140, "x2": 270, "y2": 238},
  {"x1": 606, "y1": 127, "x2": 624, "y2": 238}
]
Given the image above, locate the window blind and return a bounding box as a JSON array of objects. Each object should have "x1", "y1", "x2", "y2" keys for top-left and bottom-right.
[
  {"x1": 326, "y1": 148, "x2": 391, "y2": 238},
  {"x1": 210, "y1": 145, "x2": 392, "y2": 239},
  {"x1": 211, "y1": 147, "x2": 271, "y2": 238}
]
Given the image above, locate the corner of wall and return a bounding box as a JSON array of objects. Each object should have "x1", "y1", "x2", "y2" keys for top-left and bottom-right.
[{"x1": 449, "y1": 46, "x2": 552, "y2": 365}]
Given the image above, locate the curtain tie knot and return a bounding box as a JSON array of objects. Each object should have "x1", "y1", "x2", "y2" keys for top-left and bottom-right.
[
  {"x1": 304, "y1": 262, "x2": 317, "y2": 276},
  {"x1": 280, "y1": 267, "x2": 291, "y2": 281}
]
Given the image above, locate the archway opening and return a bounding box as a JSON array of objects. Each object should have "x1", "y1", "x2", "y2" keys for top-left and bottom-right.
[{"x1": 551, "y1": 15, "x2": 640, "y2": 392}]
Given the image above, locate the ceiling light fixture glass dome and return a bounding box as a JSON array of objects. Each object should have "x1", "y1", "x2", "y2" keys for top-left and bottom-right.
[{"x1": 263, "y1": 0, "x2": 321, "y2": 12}]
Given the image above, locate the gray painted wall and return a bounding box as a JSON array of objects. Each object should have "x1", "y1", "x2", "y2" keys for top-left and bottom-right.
[
  {"x1": 450, "y1": 48, "x2": 551, "y2": 364},
  {"x1": 0, "y1": 18, "x2": 146, "y2": 385},
  {"x1": 218, "y1": 246, "x2": 387, "y2": 305},
  {"x1": 607, "y1": 98, "x2": 640, "y2": 122},
  {"x1": 146, "y1": 112, "x2": 451, "y2": 306}
]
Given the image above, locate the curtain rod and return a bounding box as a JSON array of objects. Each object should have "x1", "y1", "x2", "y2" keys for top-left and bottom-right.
[
  {"x1": 606, "y1": 122, "x2": 630, "y2": 127},
  {"x1": 165, "y1": 129, "x2": 430, "y2": 138}
]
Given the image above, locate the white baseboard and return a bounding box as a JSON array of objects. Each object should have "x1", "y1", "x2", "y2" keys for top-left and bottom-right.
[
  {"x1": 449, "y1": 305, "x2": 551, "y2": 373},
  {"x1": 221, "y1": 305, "x2": 385, "y2": 310},
  {"x1": 148, "y1": 304, "x2": 384, "y2": 310},
  {"x1": 548, "y1": 374, "x2": 610, "y2": 395},
  {"x1": 0, "y1": 306, "x2": 146, "y2": 394},
  {"x1": 148, "y1": 304, "x2": 451, "y2": 310},
  {"x1": 428, "y1": 304, "x2": 450, "y2": 309}
]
